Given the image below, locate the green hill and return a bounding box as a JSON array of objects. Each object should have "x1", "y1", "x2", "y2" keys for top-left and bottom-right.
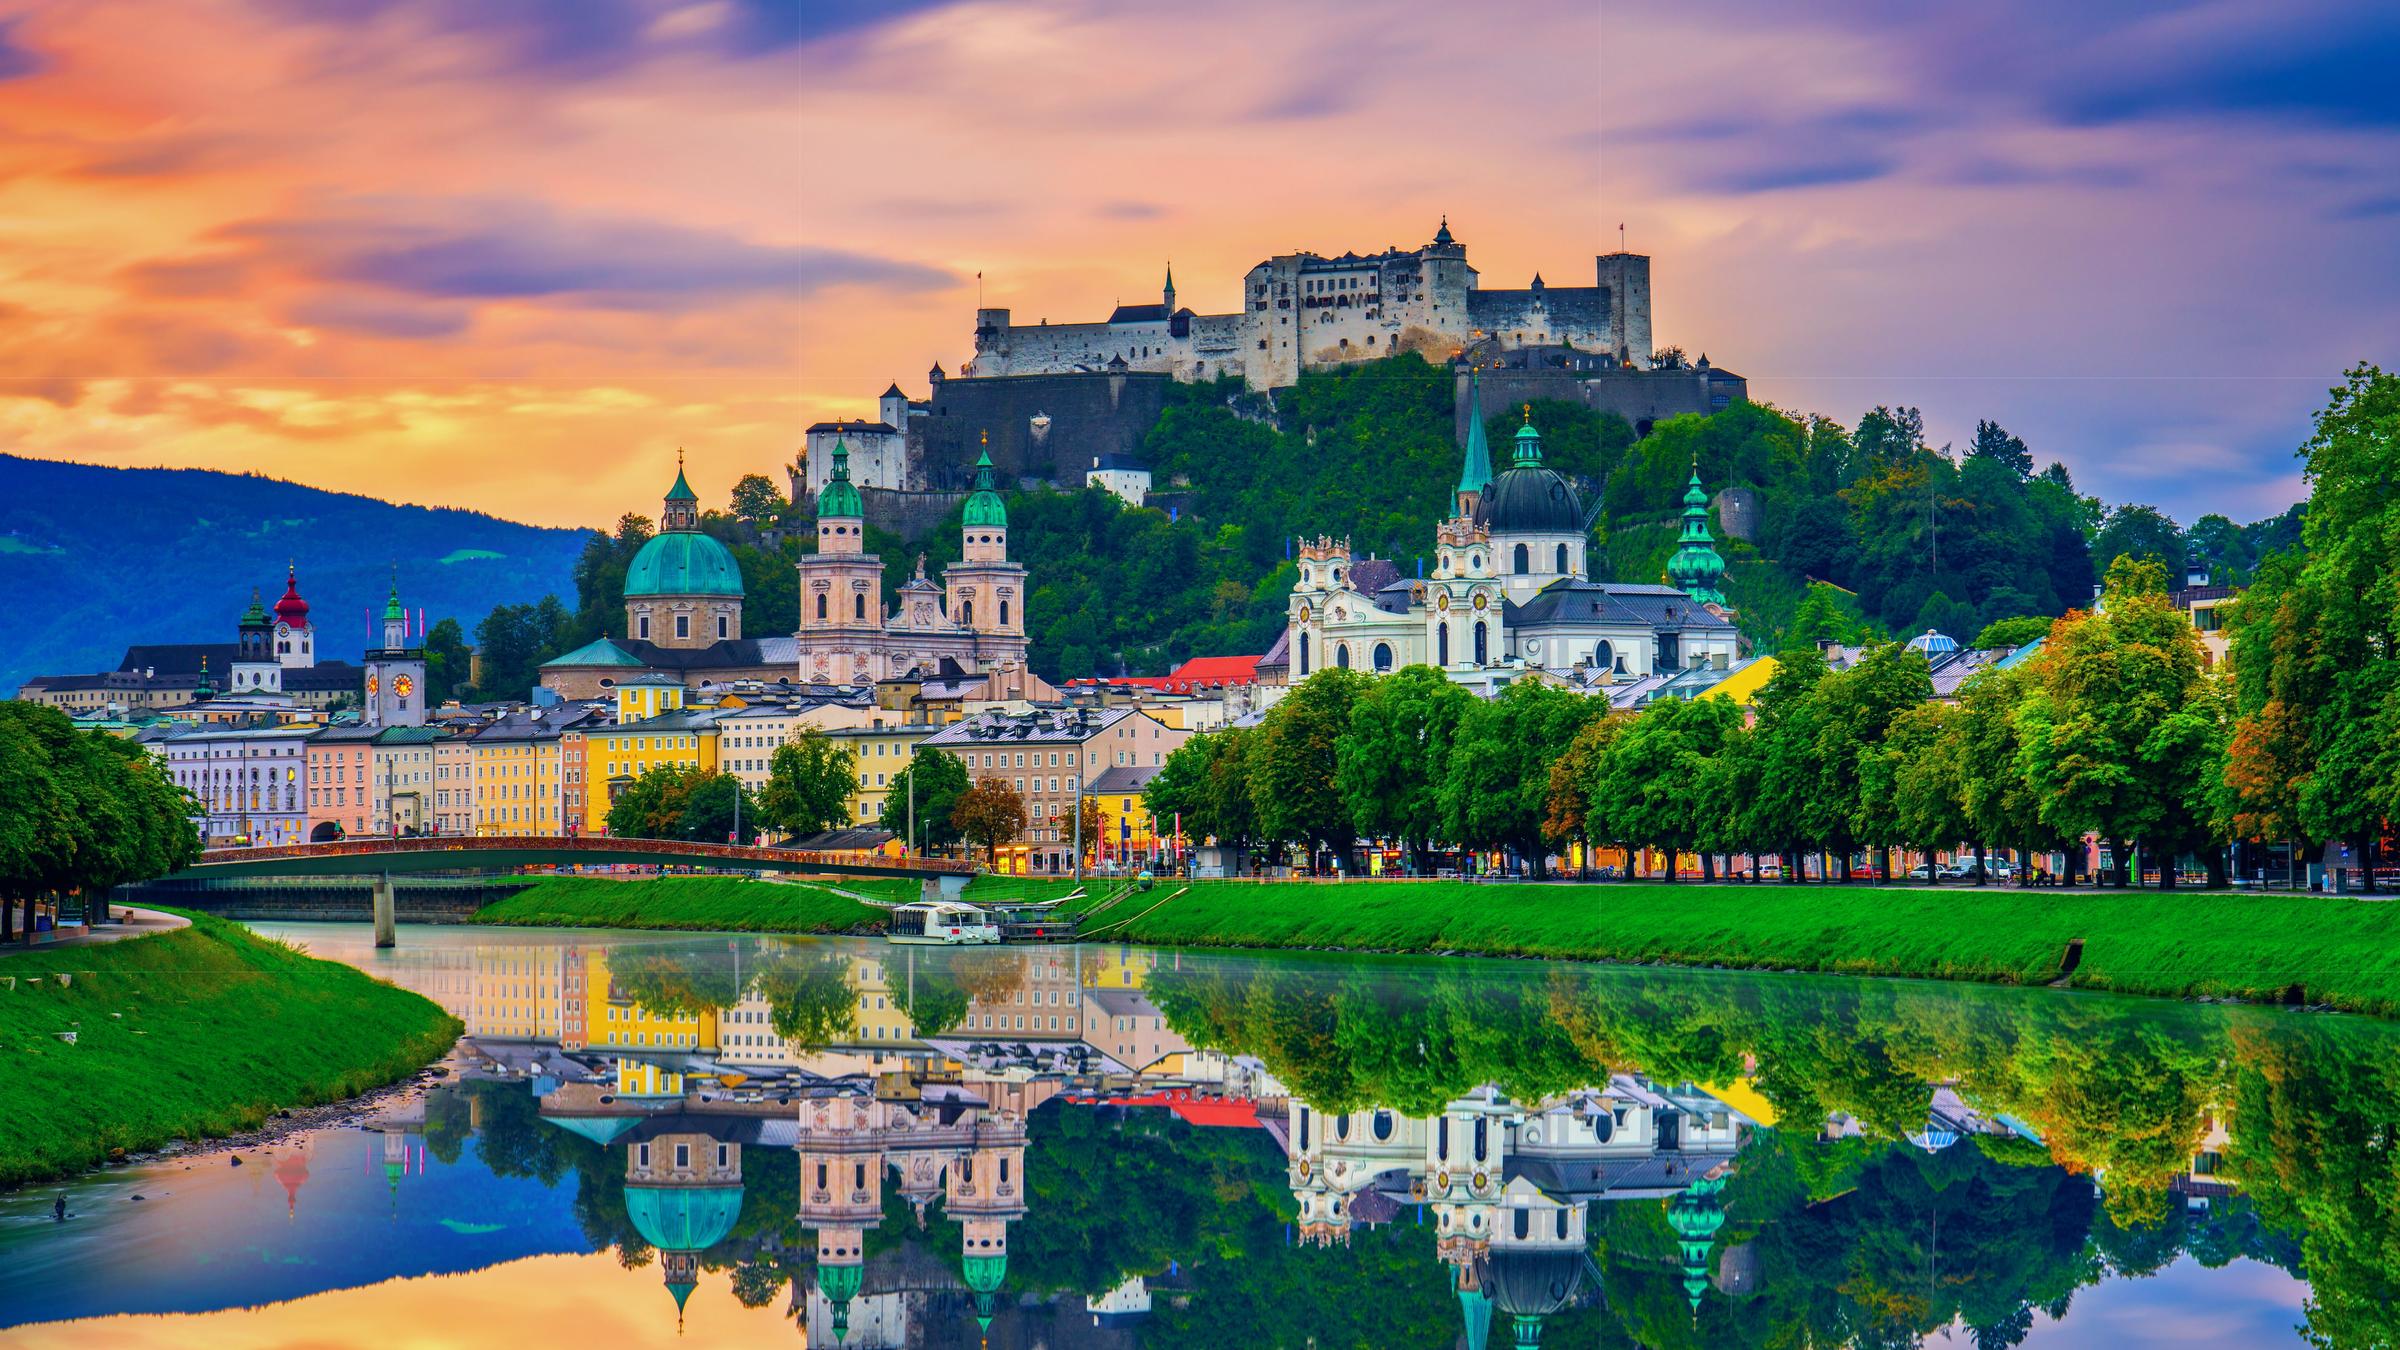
[{"x1": 0, "y1": 455, "x2": 588, "y2": 695}]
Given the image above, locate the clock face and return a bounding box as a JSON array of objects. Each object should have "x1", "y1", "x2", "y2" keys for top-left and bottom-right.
[
  {"x1": 1472, "y1": 592, "x2": 1490, "y2": 611},
  {"x1": 366, "y1": 674, "x2": 380, "y2": 697},
  {"x1": 276, "y1": 623, "x2": 290, "y2": 637},
  {"x1": 393, "y1": 674, "x2": 415, "y2": 699}
]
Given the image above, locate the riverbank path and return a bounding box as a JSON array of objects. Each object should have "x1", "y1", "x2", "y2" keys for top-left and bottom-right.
[{"x1": 0, "y1": 906, "x2": 189, "y2": 955}]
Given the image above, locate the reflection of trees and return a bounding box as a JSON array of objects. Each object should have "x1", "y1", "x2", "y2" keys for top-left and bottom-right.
[
  {"x1": 605, "y1": 941, "x2": 747, "y2": 1017},
  {"x1": 886, "y1": 946, "x2": 1029, "y2": 1039},
  {"x1": 2228, "y1": 1019, "x2": 2400, "y2": 1349},
  {"x1": 421, "y1": 1085, "x2": 473, "y2": 1166},
  {"x1": 749, "y1": 947, "x2": 855, "y2": 1051}
]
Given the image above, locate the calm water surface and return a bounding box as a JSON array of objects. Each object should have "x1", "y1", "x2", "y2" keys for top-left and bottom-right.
[{"x1": 2, "y1": 922, "x2": 2392, "y2": 1349}]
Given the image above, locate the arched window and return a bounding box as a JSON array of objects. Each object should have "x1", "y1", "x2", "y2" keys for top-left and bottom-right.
[
  {"x1": 1336, "y1": 643, "x2": 1351, "y2": 669},
  {"x1": 1437, "y1": 623, "x2": 1451, "y2": 665},
  {"x1": 961, "y1": 599, "x2": 974, "y2": 625},
  {"x1": 1371, "y1": 1110, "x2": 1394, "y2": 1142},
  {"x1": 1000, "y1": 599, "x2": 1010, "y2": 626},
  {"x1": 1513, "y1": 543, "x2": 1529, "y2": 573},
  {"x1": 1514, "y1": 1207, "x2": 1532, "y2": 1239},
  {"x1": 854, "y1": 593, "x2": 866, "y2": 620},
  {"x1": 1438, "y1": 1116, "x2": 1451, "y2": 1160},
  {"x1": 1473, "y1": 620, "x2": 1488, "y2": 665},
  {"x1": 814, "y1": 595, "x2": 827, "y2": 620},
  {"x1": 1474, "y1": 1116, "x2": 1489, "y2": 1161},
  {"x1": 1556, "y1": 542, "x2": 1570, "y2": 573},
  {"x1": 1594, "y1": 639, "x2": 1614, "y2": 671},
  {"x1": 1372, "y1": 642, "x2": 1393, "y2": 672},
  {"x1": 1297, "y1": 633, "x2": 1310, "y2": 675},
  {"x1": 1555, "y1": 1207, "x2": 1570, "y2": 1239}
]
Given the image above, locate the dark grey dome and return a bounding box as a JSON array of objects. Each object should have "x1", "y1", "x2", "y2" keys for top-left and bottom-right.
[
  {"x1": 1488, "y1": 1249, "x2": 1589, "y2": 1317},
  {"x1": 1478, "y1": 465, "x2": 1584, "y2": 534}
]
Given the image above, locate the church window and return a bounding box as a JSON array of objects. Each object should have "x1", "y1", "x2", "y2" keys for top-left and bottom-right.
[
  {"x1": 1513, "y1": 543, "x2": 1529, "y2": 573},
  {"x1": 1437, "y1": 624, "x2": 1450, "y2": 665},
  {"x1": 1474, "y1": 1116, "x2": 1489, "y2": 1160},
  {"x1": 854, "y1": 594, "x2": 866, "y2": 620},
  {"x1": 1556, "y1": 1207, "x2": 1571, "y2": 1239},
  {"x1": 638, "y1": 615, "x2": 650, "y2": 639},
  {"x1": 961, "y1": 599, "x2": 974, "y2": 625},
  {"x1": 675, "y1": 614, "x2": 690, "y2": 639},
  {"x1": 816, "y1": 595, "x2": 828, "y2": 620},
  {"x1": 1372, "y1": 642, "x2": 1393, "y2": 672},
  {"x1": 1371, "y1": 1109, "x2": 1395, "y2": 1142},
  {"x1": 1438, "y1": 1116, "x2": 1451, "y2": 1159},
  {"x1": 1335, "y1": 643, "x2": 1350, "y2": 670},
  {"x1": 1000, "y1": 599, "x2": 1010, "y2": 625},
  {"x1": 1298, "y1": 633, "x2": 1311, "y2": 675},
  {"x1": 1557, "y1": 543, "x2": 1570, "y2": 573},
  {"x1": 1474, "y1": 621, "x2": 1488, "y2": 665},
  {"x1": 1594, "y1": 640, "x2": 1614, "y2": 671},
  {"x1": 1514, "y1": 1207, "x2": 1532, "y2": 1240}
]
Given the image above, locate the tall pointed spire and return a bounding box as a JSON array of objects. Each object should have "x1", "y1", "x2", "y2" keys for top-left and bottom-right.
[
  {"x1": 1666, "y1": 460, "x2": 1728, "y2": 607},
  {"x1": 1456, "y1": 372, "x2": 1494, "y2": 506}
]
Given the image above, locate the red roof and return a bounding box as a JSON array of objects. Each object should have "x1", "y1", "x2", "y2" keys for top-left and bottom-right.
[
  {"x1": 273, "y1": 568, "x2": 310, "y2": 625},
  {"x1": 1065, "y1": 1088, "x2": 1264, "y2": 1130},
  {"x1": 1169, "y1": 654, "x2": 1263, "y2": 686}
]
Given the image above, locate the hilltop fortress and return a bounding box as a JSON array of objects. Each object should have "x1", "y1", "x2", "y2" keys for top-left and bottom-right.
[
  {"x1": 965, "y1": 218, "x2": 1653, "y2": 389},
  {"x1": 796, "y1": 222, "x2": 1745, "y2": 532}
]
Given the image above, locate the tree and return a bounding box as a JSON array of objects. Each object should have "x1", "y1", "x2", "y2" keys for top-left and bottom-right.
[
  {"x1": 1880, "y1": 702, "x2": 1970, "y2": 881},
  {"x1": 2092, "y1": 504, "x2": 2185, "y2": 573},
  {"x1": 605, "y1": 763, "x2": 706, "y2": 840},
  {"x1": 1586, "y1": 693, "x2": 1741, "y2": 882},
  {"x1": 880, "y1": 748, "x2": 970, "y2": 852},
  {"x1": 2015, "y1": 556, "x2": 2224, "y2": 887},
  {"x1": 1069, "y1": 794, "x2": 1109, "y2": 863},
  {"x1": 953, "y1": 777, "x2": 1027, "y2": 863},
  {"x1": 1744, "y1": 644, "x2": 1833, "y2": 880},
  {"x1": 1543, "y1": 711, "x2": 1630, "y2": 853},
  {"x1": 0, "y1": 703, "x2": 202, "y2": 940},
  {"x1": 756, "y1": 731, "x2": 857, "y2": 840},
  {"x1": 1147, "y1": 726, "x2": 1259, "y2": 854},
  {"x1": 1248, "y1": 668, "x2": 1367, "y2": 862},
  {"x1": 1335, "y1": 664, "x2": 1473, "y2": 869},
  {"x1": 1440, "y1": 678, "x2": 1605, "y2": 877},
  {"x1": 1814, "y1": 642, "x2": 1935, "y2": 880},
  {"x1": 470, "y1": 595, "x2": 574, "y2": 700},
  {"x1": 679, "y1": 771, "x2": 757, "y2": 844},
  {"x1": 422, "y1": 617, "x2": 472, "y2": 706},
  {"x1": 1971, "y1": 615, "x2": 2053, "y2": 650},
  {"x1": 728, "y1": 473, "x2": 787, "y2": 526},
  {"x1": 1967, "y1": 420, "x2": 2033, "y2": 478}
]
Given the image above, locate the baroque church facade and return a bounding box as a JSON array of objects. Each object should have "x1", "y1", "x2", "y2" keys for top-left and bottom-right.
[
  {"x1": 1280, "y1": 379, "x2": 1739, "y2": 685},
  {"x1": 540, "y1": 454, "x2": 1030, "y2": 697}
]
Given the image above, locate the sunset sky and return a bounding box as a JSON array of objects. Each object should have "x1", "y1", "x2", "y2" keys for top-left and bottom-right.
[{"x1": 0, "y1": 0, "x2": 2393, "y2": 529}]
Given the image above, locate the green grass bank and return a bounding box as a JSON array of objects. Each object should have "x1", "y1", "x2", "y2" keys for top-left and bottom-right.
[
  {"x1": 1090, "y1": 880, "x2": 2400, "y2": 1016},
  {"x1": 0, "y1": 914, "x2": 460, "y2": 1187},
  {"x1": 466, "y1": 875, "x2": 891, "y2": 933}
]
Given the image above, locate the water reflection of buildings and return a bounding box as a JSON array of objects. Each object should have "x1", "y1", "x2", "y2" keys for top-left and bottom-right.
[{"x1": 1288, "y1": 1077, "x2": 1756, "y2": 1344}]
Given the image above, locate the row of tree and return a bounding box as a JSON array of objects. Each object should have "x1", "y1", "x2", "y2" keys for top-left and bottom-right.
[
  {"x1": 1147, "y1": 555, "x2": 2262, "y2": 885},
  {"x1": 0, "y1": 703, "x2": 200, "y2": 934}
]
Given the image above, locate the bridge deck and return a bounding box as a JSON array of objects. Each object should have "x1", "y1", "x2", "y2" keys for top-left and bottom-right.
[{"x1": 166, "y1": 835, "x2": 978, "y2": 882}]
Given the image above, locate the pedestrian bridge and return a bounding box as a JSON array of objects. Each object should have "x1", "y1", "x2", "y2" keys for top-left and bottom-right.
[{"x1": 165, "y1": 835, "x2": 977, "y2": 886}]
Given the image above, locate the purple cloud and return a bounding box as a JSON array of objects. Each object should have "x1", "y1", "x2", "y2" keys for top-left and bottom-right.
[
  {"x1": 284, "y1": 292, "x2": 474, "y2": 338},
  {"x1": 0, "y1": 17, "x2": 45, "y2": 79}
]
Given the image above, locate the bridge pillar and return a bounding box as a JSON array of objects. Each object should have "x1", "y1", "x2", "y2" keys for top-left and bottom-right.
[{"x1": 373, "y1": 875, "x2": 396, "y2": 949}]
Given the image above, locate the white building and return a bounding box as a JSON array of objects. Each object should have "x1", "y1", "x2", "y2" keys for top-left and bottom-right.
[
  {"x1": 157, "y1": 723, "x2": 316, "y2": 846},
  {"x1": 1084, "y1": 453, "x2": 1151, "y2": 507}
]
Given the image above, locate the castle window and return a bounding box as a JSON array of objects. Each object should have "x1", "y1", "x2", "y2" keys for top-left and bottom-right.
[{"x1": 1372, "y1": 642, "x2": 1392, "y2": 673}]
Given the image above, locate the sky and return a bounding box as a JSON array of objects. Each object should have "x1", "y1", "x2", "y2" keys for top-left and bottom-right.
[{"x1": 0, "y1": 0, "x2": 2393, "y2": 530}]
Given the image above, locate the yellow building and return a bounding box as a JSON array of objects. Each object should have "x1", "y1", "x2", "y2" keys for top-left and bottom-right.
[
  {"x1": 468, "y1": 708, "x2": 596, "y2": 836},
  {"x1": 580, "y1": 679, "x2": 723, "y2": 834},
  {"x1": 467, "y1": 943, "x2": 569, "y2": 1041},
  {"x1": 818, "y1": 721, "x2": 937, "y2": 827},
  {"x1": 586, "y1": 949, "x2": 719, "y2": 1054}
]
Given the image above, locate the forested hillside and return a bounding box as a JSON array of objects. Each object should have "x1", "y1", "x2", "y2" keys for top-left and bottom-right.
[
  {"x1": 456, "y1": 353, "x2": 2306, "y2": 687},
  {"x1": 0, "y1": 455, "x2": 586, "y2": 696}
]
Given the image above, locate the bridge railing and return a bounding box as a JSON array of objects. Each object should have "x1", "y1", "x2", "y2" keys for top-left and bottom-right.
[{"x1": 190, "y1": 835, "x2": 980, "y2": 875}]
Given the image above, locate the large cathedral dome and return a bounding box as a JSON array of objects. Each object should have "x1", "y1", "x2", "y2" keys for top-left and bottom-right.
[
  {"x1": 1477, "y1": 416, "x2": 1584, "y2": 533},
  {"x1": 625, "y1": 530, "x2": 744, "y2": 598}
]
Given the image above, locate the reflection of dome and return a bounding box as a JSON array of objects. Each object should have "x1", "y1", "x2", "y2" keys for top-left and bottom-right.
[
  {"x1": 626, "y1": 531, "x2": 744, "y2": 598},
  {"x1": 274, "y1": 1144, "x2": 311, "y2": 1219},
  {"x1": 819, "y1": 1261, "x2": 863, "y2": 1340},
  {"x1": 1669, "y1": 1174, "x2": 1730, "y2": 1313},
  {"x1": 625, "y1": 1183, "x2": 745, "y2": 1251},
  {"x1": 1488, "y1": 1249, "x2": 1587, "y2": 1346},
  {"x1": 547, "y1": 1114, "x2": 644, "y2": 1146},
  {"x1": 962, "y1": 1252, "x2": 1007, "y2": 1331}
]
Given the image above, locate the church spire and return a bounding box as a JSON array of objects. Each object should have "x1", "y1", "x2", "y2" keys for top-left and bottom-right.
[
  {"x1": 1666, "y1": 461, "x2": 1728, "y2": 607},
  {"x1": 662, "y1": 448, "x2": 699, "y2": 531},
  {"x1": 1456, "y1": 372, "x2": 1494, "y2": 509}
]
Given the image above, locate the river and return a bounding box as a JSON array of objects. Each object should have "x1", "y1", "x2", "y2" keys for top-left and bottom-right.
[{"x1": 2, "y1": 922, "x2": 2393, "y2": 1349}]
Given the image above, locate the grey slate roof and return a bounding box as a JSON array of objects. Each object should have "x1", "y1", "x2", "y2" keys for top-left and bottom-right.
[{"x1": 1511, "y1": 579, "x2": 1734, "y2": 630}]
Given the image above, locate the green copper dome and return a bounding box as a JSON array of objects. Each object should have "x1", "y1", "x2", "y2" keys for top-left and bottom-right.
[
  {"x1": 241, "y1": 589, "x2": 269, "y2": 626},
  {"x1": 817, "y1": 440, "x2": 863, "y2": 519},
  {"x1": 625, "y1": 529, "x2": 743, "y2": 598},
  {"x1": 1511, "y1": 411, "x2": 1545, "y2": 467},
  {"x1": 623, "y1": 1183, "x2": 744, "y2": 1252},
  {"x1": 962, "y1": 450, "x2": 1008, "y2": 528},
  {"x1": 1666, "y1": 468, "x2": 1728, "y2": 607}
]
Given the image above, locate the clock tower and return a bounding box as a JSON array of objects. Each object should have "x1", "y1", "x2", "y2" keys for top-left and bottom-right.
[{"x1": 363, "y1": 573, "x2": 427, "y2": 727}]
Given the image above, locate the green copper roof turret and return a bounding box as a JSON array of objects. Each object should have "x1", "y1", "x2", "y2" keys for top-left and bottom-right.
[
  {"x1": 241, "y1": 589, "x2": 268, "y2": 626},
  {"x1": 1511, "y1": 406, "x2": 1544, "y2": 467},
  {"x1": 1666, "y1": 466, "x2": 1728, "y2": 607},
  {"x1": 817, "y1": 439, "x2": 864, "y2": 519},
  {"x1": 665, "y1": 459, "x2": 698, "y2": 503},
  {"x1": 1670, "y1": 1172, "x2": 1730, "y2": 1315},
  {"x1": 382, "y1": 573, "x2": 406, "y2": 623},
  {"x1": 962, "y1": 441, "x2": 1008, "y2": 528},
  {"x1": 1457, "y1": 374, "x2": 1495, "y2": 500}
]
